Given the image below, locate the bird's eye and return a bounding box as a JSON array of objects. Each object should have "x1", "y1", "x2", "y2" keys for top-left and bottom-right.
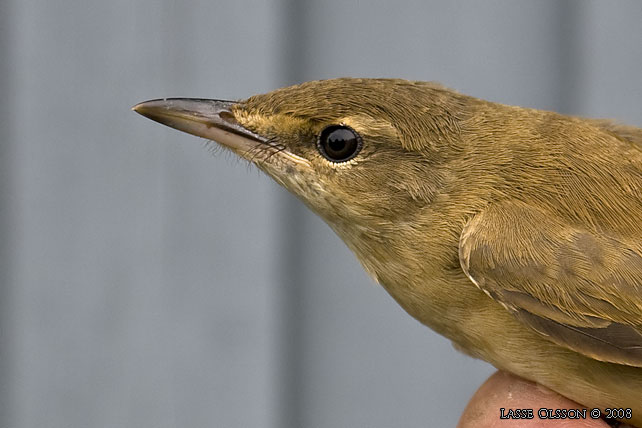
[{"x1": 317, "y1": 125, "x2": 362, "y2": 163}]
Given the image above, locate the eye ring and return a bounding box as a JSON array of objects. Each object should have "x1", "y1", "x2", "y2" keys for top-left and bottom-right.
[{"x1": 316, "y1": 125, "x2": 363, "y2": 163}]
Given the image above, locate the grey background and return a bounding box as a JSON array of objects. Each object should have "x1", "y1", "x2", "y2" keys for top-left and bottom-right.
[{"x1": 2, "y1": 1, "x2": 641, "y2": 427}]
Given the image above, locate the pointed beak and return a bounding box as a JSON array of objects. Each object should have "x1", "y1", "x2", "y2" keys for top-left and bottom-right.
[{"x1": 132, "y1": 98, "x2": 267, "y2": 153}]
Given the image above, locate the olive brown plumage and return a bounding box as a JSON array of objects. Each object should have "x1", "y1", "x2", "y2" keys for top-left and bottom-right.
[{"x1": 134, "y1": 78, "x2": 642, "y2": 426}]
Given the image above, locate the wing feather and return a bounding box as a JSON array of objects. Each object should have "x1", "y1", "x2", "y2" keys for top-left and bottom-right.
[{"x1": 459, "y1": 201, "x2": 642, "y2": 366}]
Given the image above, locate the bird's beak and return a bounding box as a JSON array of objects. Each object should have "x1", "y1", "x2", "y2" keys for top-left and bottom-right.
[{"x1": 132, "y1": 98, "x2": 267, "y2": 154}]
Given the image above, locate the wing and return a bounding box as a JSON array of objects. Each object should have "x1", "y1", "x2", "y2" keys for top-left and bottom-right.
[{"x1": 459, "y1": 200, "x2": 642, "y2": 366}]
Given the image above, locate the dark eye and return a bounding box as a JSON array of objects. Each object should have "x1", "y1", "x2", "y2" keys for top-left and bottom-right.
[{"x1": 317, "y1": 125, "x2": 363, "y2": 163}]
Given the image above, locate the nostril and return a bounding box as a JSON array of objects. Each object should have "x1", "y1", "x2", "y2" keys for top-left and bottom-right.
[{"x1": 218, "y1": 111, "x2": 237, "y2": 124}]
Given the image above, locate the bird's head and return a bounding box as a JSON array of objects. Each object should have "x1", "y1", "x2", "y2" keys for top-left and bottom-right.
[{"x1": 134, "y1": 78, "x2": 471, "y2": 240}]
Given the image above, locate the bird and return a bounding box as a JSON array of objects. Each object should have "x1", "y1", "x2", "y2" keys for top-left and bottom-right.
[{"x1": 133, "y1": 78, "x2": 642, "y2": 426}]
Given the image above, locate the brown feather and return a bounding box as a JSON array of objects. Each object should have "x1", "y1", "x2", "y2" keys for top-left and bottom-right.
[{"x1": 460, "y1": 200, "x2": 642, "y2": 366}]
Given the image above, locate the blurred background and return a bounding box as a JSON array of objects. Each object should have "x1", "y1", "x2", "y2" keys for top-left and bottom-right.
[{"x1": 1, "y1": 1, "x2": 641, "y2": 427}]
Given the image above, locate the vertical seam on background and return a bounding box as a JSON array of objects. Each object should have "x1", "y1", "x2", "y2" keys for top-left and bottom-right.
[
  {"x1": 276, "y1": 0, "x2": 308, "y2": 427},
  {"x1": 555, "y1": 1, "x2": 584, "y2": 114}
]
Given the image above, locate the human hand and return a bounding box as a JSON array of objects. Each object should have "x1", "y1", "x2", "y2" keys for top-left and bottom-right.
[{"x1": 457, "y1": 371, "x2": 618, "y2": 428}]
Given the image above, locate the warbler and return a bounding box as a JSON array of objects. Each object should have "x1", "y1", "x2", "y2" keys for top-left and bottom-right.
[{"x1": 134, "y1": 78, "x2": 642, "y2": 426}]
